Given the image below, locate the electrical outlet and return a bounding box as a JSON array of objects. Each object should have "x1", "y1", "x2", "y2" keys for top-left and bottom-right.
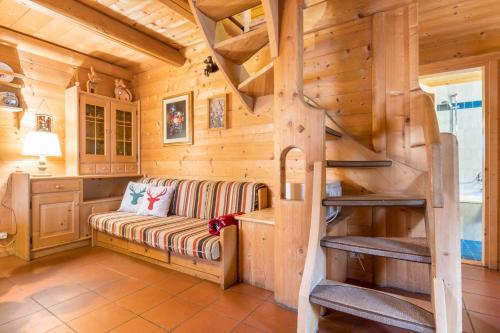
[{"x1": 0, "y1": 232, "x2": 7, "y2": 240}]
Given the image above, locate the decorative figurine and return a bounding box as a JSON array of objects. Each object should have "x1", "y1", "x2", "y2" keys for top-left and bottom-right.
[
  {"x1": 204, "y1": 56, "x2": 219, "y2": 77},
  {"x1": 86, "y1": 66, "x2": 101, "y2": 94},
  {"x1": 114, "y1": 79, "x2": 133, "y2": 101}
]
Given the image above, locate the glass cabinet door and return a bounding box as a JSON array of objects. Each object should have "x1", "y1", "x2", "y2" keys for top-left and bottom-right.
[
  {"x1": 79, "y1": 95, "x2": 110, "y2": 164},
  {"x1": 111, "y1": 101, "x2": 137, "y2": 163}
]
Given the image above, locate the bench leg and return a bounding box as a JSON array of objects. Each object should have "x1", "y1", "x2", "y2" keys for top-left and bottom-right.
[{"x1": 220, "y1": 225, "x2": 238, "y2": 289}]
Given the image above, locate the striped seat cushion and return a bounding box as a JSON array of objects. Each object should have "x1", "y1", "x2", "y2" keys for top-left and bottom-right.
[
  {"x1": 89, "y1": 211, "x2": 220, "y2": 260},
  {"x1": 205, "y1": 181, "x2": 266, "y2": 219}
]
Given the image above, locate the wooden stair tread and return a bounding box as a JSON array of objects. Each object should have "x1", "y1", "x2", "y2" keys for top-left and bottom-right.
[
  {"x1": 320, "y1": 236, "x2": 431, "y2": 263},
  {"x1": 325, "y1": 126, "x2": 342, "y2": 138},
  {"x1": 238, "y1": 62, "x2": 274, "y2": 97},
  {"x1": 195, "y1": 0, "x2": 261, "y2": 21},
  {"x1": 310, "y1": 280, "x2": 435, "y2": 333},
  {"x1": 214, "y1": 24, "x2": 269, "y2": 64},
  {"x1": 323, "y1": 194, "x2": 426, "y2": 207},
  {"x1": 327, "y1": 160, "x2": 392, "y2": 168}
]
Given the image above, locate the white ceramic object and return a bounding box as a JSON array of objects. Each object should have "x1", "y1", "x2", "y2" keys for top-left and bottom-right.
[{"x1": 0, "y1": 63, "x2": 14, "y2": 83}]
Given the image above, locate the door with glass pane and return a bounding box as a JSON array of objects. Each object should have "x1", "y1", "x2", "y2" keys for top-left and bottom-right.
[
  {"x1": 79, "y1": 95, "x2": 110, "y2": 164},
  {"x1": 111, "y1": 101, "x2": 137, "y2": 164}
]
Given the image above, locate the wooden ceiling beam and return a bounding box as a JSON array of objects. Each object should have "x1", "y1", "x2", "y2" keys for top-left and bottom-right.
[
  {"x1": 157, "y1": 0, "x2": 195, "y2": 23},
  {"x1": 20, "y1": 0, "x2": 186, "y2": 67}
]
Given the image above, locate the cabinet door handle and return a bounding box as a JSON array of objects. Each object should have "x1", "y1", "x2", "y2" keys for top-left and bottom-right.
[{"x1": 55, "y1": 185, "x2": 63, "y2": 189}]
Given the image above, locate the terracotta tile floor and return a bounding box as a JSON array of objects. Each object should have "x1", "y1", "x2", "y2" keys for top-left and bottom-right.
[{"x1": 0, "y1": 247, "x2": 499, "y2": 332}]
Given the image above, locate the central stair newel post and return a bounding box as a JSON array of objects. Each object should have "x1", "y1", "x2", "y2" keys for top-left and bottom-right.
[{"x1": 273, "y1": 0, "x2": 326, "y2": 308}]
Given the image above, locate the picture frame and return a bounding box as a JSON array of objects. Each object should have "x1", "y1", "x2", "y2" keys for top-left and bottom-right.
[
  {"x1": 162, "y1": 92, "x2": 193, "y2": 145},
  {"x1": 207, "y1": 94, "x2": 228, "y2": 130}
]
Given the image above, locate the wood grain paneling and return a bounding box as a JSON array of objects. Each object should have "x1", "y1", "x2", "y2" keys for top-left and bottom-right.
[
  {"x1": 133, "y1": 43, "x2": 275, "y2": 198},
  {"x1": 0, "y1": 35, "x2": 130, "y2": 239}
]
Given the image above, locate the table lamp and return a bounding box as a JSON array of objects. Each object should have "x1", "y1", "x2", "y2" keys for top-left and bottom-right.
[{"x1": 22, "y1": 131, "x2": 62, "y2": 177}]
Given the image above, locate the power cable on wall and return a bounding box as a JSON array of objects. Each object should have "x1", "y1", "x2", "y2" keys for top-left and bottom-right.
[{"x1": 0, "y1": 174, "x2": 17, "y2": 248}]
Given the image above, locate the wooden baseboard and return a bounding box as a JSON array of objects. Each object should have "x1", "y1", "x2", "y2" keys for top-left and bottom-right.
[{"x1": 31, "y1": 238, "x2": 91, "y2": 259}]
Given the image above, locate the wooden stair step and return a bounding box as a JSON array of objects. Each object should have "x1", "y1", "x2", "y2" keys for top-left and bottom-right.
[
  {"x1": 214, "y1": 24, "x2": 269, "y2": 64},
  {"x1": 238, "y1": 62, "x2": 274, "y2": 97},
  {"x1": 320, "y1": 236, "x2": 431, "y2": 263},
  {"x1": 195, "y1": 0, "x2": 261, "y2": 21},
  {"x1": 325, "y1": 126, "x2": 342, "y2": 138},
  {"x1": 323, "y1": 194, "x2": 426, "y2": 207},
  {"x1": 326, "y1": 160, "x2": 392, "y2": 168},
  {"x1": 310, "y1": 280, "x2": 435, "y2": 333}
]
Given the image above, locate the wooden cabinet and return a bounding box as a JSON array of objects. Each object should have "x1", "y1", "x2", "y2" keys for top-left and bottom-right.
[
  {"x1": 66, "y1": 86, "x2": 140, "y2": 176},
  {"x1": 236, "y1": 208, "x2": 275, "y2": 291},
  {"x1": 32, "y1": 191, "x2": 80, "y2": 249}
]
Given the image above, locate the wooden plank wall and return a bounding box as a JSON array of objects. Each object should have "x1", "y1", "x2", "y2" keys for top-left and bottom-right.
[
  {"x1": 132, "y1": 44, "x2": 275, "y2": 197},
  {"x1": 419, "y1": 0, "x2": 500, "y2": 65},
  {"x1": 304, "y1": 17, "x2": 373, "y2": 149},
  {"x1": 419, "y1": 0, "x2": 500, "y2": 269},
  {"x1": 0, "y1": 43, "x2": 69, "y2": 234},
  {"x1": 0, "y1": 36, "x2": 129, "y2": 238}
]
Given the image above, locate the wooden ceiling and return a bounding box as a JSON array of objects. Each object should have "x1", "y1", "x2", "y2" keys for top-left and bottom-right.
[
  {"x1": 0, "y1": 0, "x2": 199, "y2": 72},
  {"x1": 1, "y1": 0, "x2": 500, "y2": 73}
]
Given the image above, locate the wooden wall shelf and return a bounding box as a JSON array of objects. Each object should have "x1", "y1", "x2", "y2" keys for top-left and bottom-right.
[{"x1": 0, "y1": 105, "x2": 22, "y2": 112}]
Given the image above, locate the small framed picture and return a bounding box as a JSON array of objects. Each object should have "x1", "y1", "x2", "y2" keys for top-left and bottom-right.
[
  {"x1": 36, "y1": 114, "x2": 53, "y2": 132},
  {"x1": 208, "y1": 94, "x2": 228, "y2": 130},
  {"x1": 162, "y1": 92, "x2": 193, "y2": 145}
]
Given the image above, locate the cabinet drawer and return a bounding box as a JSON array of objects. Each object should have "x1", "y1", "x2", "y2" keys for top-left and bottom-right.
[
  {"x1": 80, "y1": 164, "x2": 95, "y2": 175},
  {"x1": 111, "y1": 163, "x2": 126, "y2": 173},
  {"x1": 170, "y1": 253, "x2": 220, "y2": 275},
  {"x1": 125, "y1": 163, "x2": 138, "y2": 173},
  {"x1": 128, "y1": 242, "x2": 168, "y2": 262},
  {"x1": 96, "y1": 232, "x2": 128, "y2": 250},
  {"x1": 32, "y1": 179, "x2": 81, "y2": 194},
  {"x1": 96, "y1": 164, "x2": 111, "y2": 174}
]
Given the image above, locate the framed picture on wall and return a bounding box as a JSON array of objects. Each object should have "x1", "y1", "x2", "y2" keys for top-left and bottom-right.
[
  {"x1": 162, "y1": 92, "x2": 193, "y2": 145},
  {"x1": 208, "y1": 94, "x2": 228, "y2": 130}
]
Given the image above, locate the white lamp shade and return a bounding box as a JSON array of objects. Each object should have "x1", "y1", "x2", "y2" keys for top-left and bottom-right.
[{"x1": 22, "y1": 131, "x2": 62, "y2": 157}]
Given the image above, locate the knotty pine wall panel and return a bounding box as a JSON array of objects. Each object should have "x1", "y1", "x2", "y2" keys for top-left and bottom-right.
[
  {"x1": 304, "y1": 16, "x2": 373, "y2": 148},
  {"x1": 133, "y1": 45, "x2": 275, "y2": 201},
  {"x1": 0, "y1": 42, "x2": 129, "y2": 236},
  {"x1": 0, "y1": 44, "x2": 68, "y2": 234}
]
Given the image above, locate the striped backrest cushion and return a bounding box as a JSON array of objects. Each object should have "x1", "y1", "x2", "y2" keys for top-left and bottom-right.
[
  {"x1": 205, "y1": 182, "x2": 266, "y2": 219},
  {"x1": 171, "y1": 180, "x2": 211, "y2": 219},
  {"x1": 139, "y1": 177, "x2": 179, "y2": 187}
]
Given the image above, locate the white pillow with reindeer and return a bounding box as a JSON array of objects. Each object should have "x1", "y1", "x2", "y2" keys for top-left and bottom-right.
[
  {"x1": 118, "y1": 182, "x2": 148, "y2": 213},
  {"x1": 137, "y1": 185, "x2": 176, "y2": 217}
]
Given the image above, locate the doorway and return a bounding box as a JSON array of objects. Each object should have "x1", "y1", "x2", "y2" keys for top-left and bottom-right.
[{"x1": 421, "y1": 68, "x2": 484, "y2": 264}]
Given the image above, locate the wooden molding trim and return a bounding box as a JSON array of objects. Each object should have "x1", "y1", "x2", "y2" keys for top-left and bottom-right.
[{"x1": 22, "y1": 0, "x2": 186, "y2": 67}]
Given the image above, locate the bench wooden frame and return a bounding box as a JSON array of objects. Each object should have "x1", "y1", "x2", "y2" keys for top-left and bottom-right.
[{"x1": 91, "y1": 187, "x2": 268, "y2": 289}]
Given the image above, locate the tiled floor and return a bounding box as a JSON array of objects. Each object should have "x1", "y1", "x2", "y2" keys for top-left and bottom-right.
[{"x1": 0, "y1": 248, "x2": 499, "y2": 333}]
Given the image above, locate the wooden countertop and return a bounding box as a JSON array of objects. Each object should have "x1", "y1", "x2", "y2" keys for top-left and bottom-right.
[
  {"x1": 236, "y1": 208, "x2": 275, "y2": 225},
  {"x1": 29, "y1": 174, "x2": 143, "y2": 180}
]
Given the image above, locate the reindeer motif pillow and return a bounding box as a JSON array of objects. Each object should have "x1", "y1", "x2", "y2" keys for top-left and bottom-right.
[
  {"x1": 118, "y1": 182, "x2": 148, "y2": 213},
  {"x1": 137, "y1": 185, "x2": 175, "y2": 217}
]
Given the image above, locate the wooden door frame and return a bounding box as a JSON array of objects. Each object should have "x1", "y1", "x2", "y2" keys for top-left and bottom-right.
[{"x1": 421, "y1": 56, "x2": 499, "y2": 269}]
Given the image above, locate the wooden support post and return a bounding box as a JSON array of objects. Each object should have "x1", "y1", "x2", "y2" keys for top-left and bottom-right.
[
  {"x1": 298, "y1": 161, "x2": 326, "y2": 333},
  {"x1": 273, "y1": 0, "x2": 325, "y2": 308},
  {"x1": 432, "y1": 134, "x2": 462, "y2": 333}
]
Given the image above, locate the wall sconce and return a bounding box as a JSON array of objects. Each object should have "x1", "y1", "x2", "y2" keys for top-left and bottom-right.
[{"x1": 204, "y1": 56, "x2": 219, "y2": 77}]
